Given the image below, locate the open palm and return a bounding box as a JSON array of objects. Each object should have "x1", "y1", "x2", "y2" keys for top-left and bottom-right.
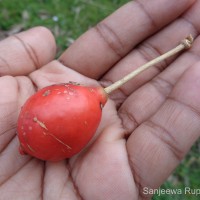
[{"x1": 1, "y1": 0, "x2": 200, "y2": 199}]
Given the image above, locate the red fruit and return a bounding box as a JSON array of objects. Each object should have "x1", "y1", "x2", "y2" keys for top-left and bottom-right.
[{"x1": 17, "y1": 83, "x2": 107, "y2": 161}]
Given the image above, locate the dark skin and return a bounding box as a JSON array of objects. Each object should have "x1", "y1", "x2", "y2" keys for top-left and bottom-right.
[{"x1": 0, "y1": 0, "x2": 200, "y2": 199}]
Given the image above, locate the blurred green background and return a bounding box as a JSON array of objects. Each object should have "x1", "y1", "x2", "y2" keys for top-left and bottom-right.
[
  {"x1": 0, "y1": 0, "x2": 199, "y2": 199},
  {"x1": 0, "y1": 0, "x2": 127, "y2": 56}
]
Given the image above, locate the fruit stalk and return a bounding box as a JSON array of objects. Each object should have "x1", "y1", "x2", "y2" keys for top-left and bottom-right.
[{"x1": 104, "y1": 35, "x2": 194, "y2": 94}]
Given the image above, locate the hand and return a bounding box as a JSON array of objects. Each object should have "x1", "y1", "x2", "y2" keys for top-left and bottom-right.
[{"x1": 0, "y1": 0, "x2": 199, "y2": 199}]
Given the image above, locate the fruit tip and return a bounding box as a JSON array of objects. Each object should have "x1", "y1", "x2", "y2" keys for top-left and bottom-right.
[{"x1": 182, "y1": 34, "x2": 194, "y2": 49}]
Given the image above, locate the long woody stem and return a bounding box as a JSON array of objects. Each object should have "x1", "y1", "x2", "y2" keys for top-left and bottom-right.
[{"x1": 104, "y1": 35, "x2": 194, "y2": 94}]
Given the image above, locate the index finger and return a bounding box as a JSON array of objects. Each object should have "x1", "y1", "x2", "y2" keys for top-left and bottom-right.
[
  {"x1": 0, "y1": 26, "x2": 56, "y2": 76},
  {"x1": 59, "y1": 0, "x2": 195, "y2": 79}
]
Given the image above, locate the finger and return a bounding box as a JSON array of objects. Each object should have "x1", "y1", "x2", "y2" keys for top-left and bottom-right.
[
  {"x1": 119, "y1": 35, "x2": 200, "y2": 134},
  {"x1": 29, "y1": 60, "x2": 98, "y2": 89},
  {"x1": 0, "y1": 75, "x2": 35, "y2": 186},
  {"x1": 0, "y1": 158, "x2": 43, "y2": 200},
  {"x1": 127, "y1": 63, "x2": 200, "y2": 198},
  {"x1": 0, "y1": 76, "x2": 19, "y2": 155},
  {"x1": 43, "y1": 161, "x2": 81, "y2": 199},
  {"x1": 0, "y1": 26, "x2": 56, "y2": 76},
  {"x1": 101, "y1": 0, "x2": 200, "y2": 102},
  {"x1": 0, "y1": 76, "x2": 35, "y2": 153},
  {"x1": 59, "y1": 0, "x2": 194, "y2": 79}
]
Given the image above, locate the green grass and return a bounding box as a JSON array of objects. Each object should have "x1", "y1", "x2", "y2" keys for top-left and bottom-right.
[
  {"x1": 0, "y1": 1, "x2": 200, "y2": 199},
  {"x1": 0, "y1": 0, "x2": 127, "y2": 55}
]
